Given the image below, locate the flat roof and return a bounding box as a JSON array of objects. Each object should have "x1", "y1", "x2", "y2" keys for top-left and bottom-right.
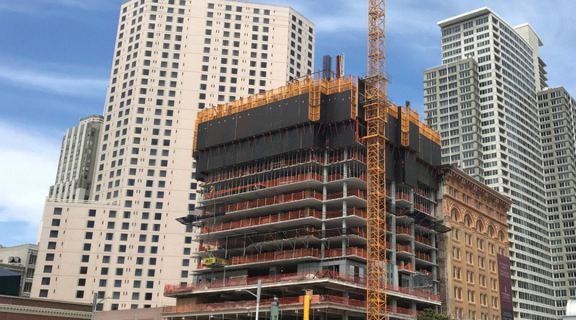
[
  {"x1": 438, "y1": 7, "x2": 493, "y2": 28},
  {"x1": 437, "y1": 7, "x2": 541, "y2": 51}
]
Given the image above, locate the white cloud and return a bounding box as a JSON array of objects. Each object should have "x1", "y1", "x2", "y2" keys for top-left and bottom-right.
[
  {"x1": 287, "y1": 0, "x2": 576, "y2": 101},
  {"x1": 0, "y1": 122, "x2": 60, "y2": 229},
  {"x1": 0, "y1": 64, "x2": 108, "y2": 97}
]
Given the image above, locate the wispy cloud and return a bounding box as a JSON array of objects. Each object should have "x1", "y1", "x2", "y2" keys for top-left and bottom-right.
[
  {"x1": 0, "y1": 63, "x2": 108, "y2": 97},
  {"x1": 0, "y1": 121, "x2": 60, "y2": 230}
]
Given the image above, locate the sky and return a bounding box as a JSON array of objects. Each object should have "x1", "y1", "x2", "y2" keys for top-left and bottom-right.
[{"x1": 0, "y1": 0, "x2": 575, "y2": 246}]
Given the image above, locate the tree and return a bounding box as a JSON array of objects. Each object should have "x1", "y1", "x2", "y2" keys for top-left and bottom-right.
[{"x1": 417, "y1": 308, "x2": 452, "y2": 320}]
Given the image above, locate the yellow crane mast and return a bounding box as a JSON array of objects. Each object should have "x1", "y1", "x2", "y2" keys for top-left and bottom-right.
[{"x1": 365, "y1": 1, "x2": 388, "y2": 320}]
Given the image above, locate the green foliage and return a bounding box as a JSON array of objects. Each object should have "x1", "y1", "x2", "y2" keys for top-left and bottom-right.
[{"x1": 417, "y1": 308, "x2": 451, "y2": 320}]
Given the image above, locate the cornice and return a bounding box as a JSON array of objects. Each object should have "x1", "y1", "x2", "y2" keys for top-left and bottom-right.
[{"x1": 0, "y1": 303, "x2": 91, "y2": 319}]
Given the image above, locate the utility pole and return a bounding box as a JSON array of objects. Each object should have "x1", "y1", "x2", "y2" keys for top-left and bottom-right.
[
  {"x1": 236, "y1": 279, "x2": 262, "y2": 320},
  {"x1": 255, "y1": 279, "x2": 262, "y2": 320}
]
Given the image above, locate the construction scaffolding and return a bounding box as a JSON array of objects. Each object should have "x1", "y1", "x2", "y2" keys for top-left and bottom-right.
[{"x1": 193, "y1": 76, "x2": 359, "y2": 152}]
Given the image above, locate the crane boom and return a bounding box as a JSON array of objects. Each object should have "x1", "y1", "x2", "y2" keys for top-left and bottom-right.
[{"x1": 365, "y1": 1, "x2": 387, "y2": 320}]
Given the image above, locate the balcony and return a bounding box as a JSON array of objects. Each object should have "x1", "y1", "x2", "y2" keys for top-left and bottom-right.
[
  {"x1": 414, "y1": 202, "x2": 432, "y2": 215},
  {"x1": 414, "y1": 188, "x2": 432, "y2": 201},
  {"x1": 201, "y1": 172, "x2": 324, "y2": 205},
  {"x1": 414, "y1": 235, "x2": 432, "y2": 248},
  {"x1": 203, "y1": 153, "x2": 323, "y2": 184},
  {"x1": 164, "y1": 295, "x2": 366, "y2": 316},
  {"x1": 395, "y1": 190, "x2": 411, "y2": 207},
  {"x1": 201, "y1": 189, "x2": 366, "y2": 221},
  {"x1": 201, "y1": 208, "x2": 322, "y2": 234},
  {"x1": 196, "y1": 227, "x2": 321, "y2": 255},
  {"x1": 326, "y1": 173, "x2": 367, "y2": 190},
  {"x1": 165, "y1": 270, "x2": 441, "y2": 302},
  {"x1": 229, "y1": 248, "x2": 321, "y2": 266},
  {"x1": 398, "y1": 262, "x2": 414, "y2": 273},
  {"x1": 324, "y1": 247, "x2": 367, "y2": 260},
  {"x1": 395, "y1": 226, "x2": 413, "y2": 240},
  {"x1": 415, "y1": 251, "x2": 434, "y2": 266},
  {"x1": 199, "y1": 208, "x2": 367, "y2": 238},
  {"x1": 200, "y1": 190, "x2": 323, "y2": 219}
]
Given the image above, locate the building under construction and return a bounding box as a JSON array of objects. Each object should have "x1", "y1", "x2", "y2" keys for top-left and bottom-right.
[{"x1": 163, "y1": 76, "x2": 447, "y2": 320}]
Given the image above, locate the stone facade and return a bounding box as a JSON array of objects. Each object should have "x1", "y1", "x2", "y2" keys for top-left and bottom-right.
[
  {"x1": 0, "y1": 295, "x2": 91, "y2": 320},
  {"x1": 437, "y1": 165, "x2": 512, "y2": 320}
]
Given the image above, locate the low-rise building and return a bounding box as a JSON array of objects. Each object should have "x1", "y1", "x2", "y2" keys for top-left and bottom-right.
[
  {"x1": 0, "y1": 295, "x2": 91, "y2": 319},
  {"x1": 0, "y1": 244, "x2": 38, "y2": 297}
]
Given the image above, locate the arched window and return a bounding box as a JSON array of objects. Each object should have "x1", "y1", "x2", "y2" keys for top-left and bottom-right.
[
  {"x1": 451, "y1": 208, "x2": 460, "y2": 221},
  {"x1": 498, "y1": 230, "x2": 505, "y2": 242},
  {"x1": 463, "y1": 214, "x2": 472, "y2": 227},
  {"x1": 476, "y1": 220, "x2": 484, "y2": 233},
  {"x1": 487, "y1": 225, "x2": 495, "y2": 238}
]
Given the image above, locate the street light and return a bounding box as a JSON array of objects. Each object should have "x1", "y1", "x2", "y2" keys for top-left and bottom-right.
[
  {"x1": 235, "y1": 279, "x2": 262, "y2": 320},
  {"x1": 91, "y1": 293, "x2": 111, "y2": 320}
]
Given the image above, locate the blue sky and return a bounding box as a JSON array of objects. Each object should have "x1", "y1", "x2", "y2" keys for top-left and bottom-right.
[{"x1": 1, "y1": 0, "x2": 575, "y2": 246}]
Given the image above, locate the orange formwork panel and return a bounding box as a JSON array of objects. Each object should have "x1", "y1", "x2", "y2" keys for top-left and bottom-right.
[
  {"x1": 395, "y1": 226, "x2": 412, "y2": 236},
  {"x1": 415, "y1": 235, "x2": 432, "y2": 246}
]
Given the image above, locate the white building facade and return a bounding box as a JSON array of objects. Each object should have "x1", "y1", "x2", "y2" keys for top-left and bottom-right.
[
  {"x1": 32, "y1": 0, "x2": 314, "y2": 311},
  {"x1": 538, "y1": 87, "x2": 576, "y2": 317},
  {"x1": 424, "y1": 8, "x2": 556, "y2": 320}
]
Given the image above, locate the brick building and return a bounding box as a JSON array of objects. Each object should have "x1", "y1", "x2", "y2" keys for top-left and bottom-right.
[{"x1": 437, "y1": 165, "x2": 512, "y2": 320}]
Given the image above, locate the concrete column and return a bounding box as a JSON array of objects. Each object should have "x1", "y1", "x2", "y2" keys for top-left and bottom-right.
[
  {"x1": 410, "y1": 220, "x2": 416, "y2": 272},
  {"x1": 342, "y1": 149, "x2": 348, "y2": 256},
  {"x1": 431, "y1": 189, "x2": 436, "y2": 217},
  {"x1": 410, "y1": 301, "x2": 417, "y2": 313},
  {"x1": 390, "y1": 215, "x2": 397, "y2": 265},
  {"x1": 432, "y1": 235, "x2": 438, "y2": 295},
  {"x1": 321, "y1": 150, "x2": 328, "y2": 259},
  {"x1": 409, "y1": 187, "x2": 415, "y2": 213}
]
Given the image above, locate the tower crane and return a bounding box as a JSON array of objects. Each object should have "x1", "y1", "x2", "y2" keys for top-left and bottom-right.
[{"x1": 364, "y1": 0, "x2": 388, "y2": 320}]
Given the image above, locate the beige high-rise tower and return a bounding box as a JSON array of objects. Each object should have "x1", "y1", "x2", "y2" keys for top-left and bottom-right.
[{"x1": 32, "y1": 0, "x2": 314, "y2": 311}]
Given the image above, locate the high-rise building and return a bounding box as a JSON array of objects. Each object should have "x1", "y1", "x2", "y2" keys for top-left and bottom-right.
[
  {"x1": 163, "y1": 77, "x2": 448, "y2": 319},
  {"x1": 49, "y1": 115, "x2": 103, "y2": 201},
  {"x1": 538, "y1": 87, "x2": 576, "y2": 316},
  {"x1": 424, "y1": 7, "x2": 556, "y2": 320},
  {"x1": 436, "y1": 165, "x2": 512, "y2": 320},
  {"x1": 32, "y1": 0, "x2": 314, "y2": 311}
]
